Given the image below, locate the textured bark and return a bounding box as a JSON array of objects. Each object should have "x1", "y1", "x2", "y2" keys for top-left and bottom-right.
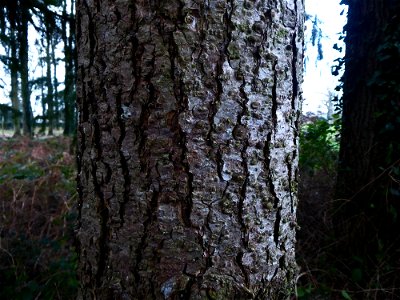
[{"x1": 76, "y1": 0, "x2": 303, "y2": 298}]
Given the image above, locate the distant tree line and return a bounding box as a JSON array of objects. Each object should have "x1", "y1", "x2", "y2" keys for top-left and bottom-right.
[{"x1": 0, "y1": 0, "x2": 76, "y2": 136}]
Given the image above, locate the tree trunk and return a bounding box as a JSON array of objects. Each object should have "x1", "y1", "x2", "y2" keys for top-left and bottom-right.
[
  {"x1": 76, "y1": 0, "x2": 303, "y2": 298},
  {"x1": 51, "y1": 35, "x2": 59, "y2": 131},
  {"x1": 63, "y1": 0, "x2": 76, "y2": 136},
  {"x1": 336, "y1": 0, "x2": 400, "y2": 260},
  {"x1": 18, "y1": 5, "x2": 33, "y2": 137},
  {"x1": 46, "y1": 30, "x2": 54, "y2": 135},
  {"x1": 10, "y1": 24, "x2": 21, "y2": 136}
]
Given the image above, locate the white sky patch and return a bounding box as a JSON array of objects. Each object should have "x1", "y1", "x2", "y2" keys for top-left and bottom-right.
[
  {"x1": 0, "y1": 4, "x2": 66, "y2": 117},
  {"x1": 303, "y1": 0, "x2": 347, "y2": 116}
]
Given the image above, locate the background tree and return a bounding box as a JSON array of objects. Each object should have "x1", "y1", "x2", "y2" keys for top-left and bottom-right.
[
  {"x1": 0, "y1": 1, "x2": 22, "y2": 135},
  {"x1": 18, "y1": 3, "x2": 34, "y2": 136},
  {"x1": 62, "y1": 0, "x2": 76, "y2": 135},
  {"x1": 335, "y1": 0, "x2": 400, "y2": 287},
  {"x1": 0, "y1": 0, "x2": 76, "y2": 136},
  {"x1": 76, "y1": 0, "x2": 303, "y2": 298}
]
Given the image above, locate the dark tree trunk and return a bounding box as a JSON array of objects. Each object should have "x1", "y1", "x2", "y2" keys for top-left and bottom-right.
[
  {"x1": 10, "y1": 24, "x2": 21, "y2": 136},
  {"x1": 18, "y1": 5, "x2": 33, "y2": 137},
  {"x1": 63, "y1": 0, "x2": 76, "y2": 136},
  {"x1": 40, "y1": 69, "x2": 47, "y2": 134},
  {"x1": 46, "y1": 31, "x2": 54, "y2": 135},
  {"x1": 51, "y1": 35, "x2": 59, "y2": 131},
  {"x1": 1, "y1": 0, "x2": 21, "y2": 135},
  {"x1": 76, "y1": 0, "x2": 303, "y2": 298},
  {"x1": 336, "y1": 0, "x2": 400, "y2": 262}
]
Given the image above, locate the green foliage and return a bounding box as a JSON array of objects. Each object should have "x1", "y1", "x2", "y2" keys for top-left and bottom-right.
[
  {"x1": 341, "y1": 290, "x2": 352, "y2": 300},
  {"x1": 0, "y1": 236, "x2": 78, "y2": 300},
  {"x1": 0, "y1": 161, "x2": 44, "y2": 183},
  {"x1": 296, "y1": 284, "x2": 313, "y2": 298},
  {"x1": 299, "y1": 117, "x2": 339, "y2": 174}
]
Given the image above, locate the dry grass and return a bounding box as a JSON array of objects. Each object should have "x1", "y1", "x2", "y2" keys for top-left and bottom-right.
[{"x1": 0, "y1": 136, "x2": 78, "y2": 299}]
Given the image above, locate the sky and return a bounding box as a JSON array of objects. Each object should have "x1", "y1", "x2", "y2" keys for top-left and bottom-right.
[
  {"x1": 0, "y1": 0, "x2": 347, "y2": 117},
  {"x1": 302, "y1": 0, "x2": 347, "y2": 116}
]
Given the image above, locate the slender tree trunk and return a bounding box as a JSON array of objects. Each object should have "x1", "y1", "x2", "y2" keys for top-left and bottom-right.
[
  {"x1": 46, "y1": 31, "x2": 54, "y2": 136},
  {"x1": 10, "y1": 24, "x2": 21, "y2": 136},
  {"x1": 63, "y1": 0, "x2": 76, "y2": 135},
  {"x1": 18, "y1": 5, "x2": 33, "y2": 137},
  {"x1": 51, "y1": 36, "x2": 59, "y2": 131},
  {"x1": 76, "y1": 0, "x2": 303, "y2": 298},
  {"x1": 40, "y1": 68, "x2": 47, "y2": 134}
]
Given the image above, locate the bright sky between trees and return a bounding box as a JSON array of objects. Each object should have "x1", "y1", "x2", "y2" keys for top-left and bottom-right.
[
  {"x1": 0, "y1": 1, "x2": 347, "y2": 118},
  {"x1": 302, "y1": 0, "x2": 347, "y2": 116}
]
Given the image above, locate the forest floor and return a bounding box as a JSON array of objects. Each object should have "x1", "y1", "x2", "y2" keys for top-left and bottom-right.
[
  {"x1": 1, "y1": 135, "x2": 398, "y2": 299},
  {"x1": 0, "y1": 136, "x2": 78, "y2": 299},
  {"x1": 297, "y1": 168, "x2": 400, "y2": 300}
]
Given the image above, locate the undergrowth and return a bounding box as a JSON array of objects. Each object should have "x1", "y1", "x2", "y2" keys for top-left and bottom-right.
[
  {"x1": 0, "y1": 136, "x2": 78, "y2": 300},
  {"x1": 296, "y1": 116, "x2": 400, "y2": 300}
]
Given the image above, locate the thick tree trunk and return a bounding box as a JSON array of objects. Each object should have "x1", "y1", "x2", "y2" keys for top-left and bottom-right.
[
  {"x1": 76, "y1": 0, "x2": 303, "y2": 298},
  {"x1": 336, "y1": 0, "x2": 400, "y2": 259}
]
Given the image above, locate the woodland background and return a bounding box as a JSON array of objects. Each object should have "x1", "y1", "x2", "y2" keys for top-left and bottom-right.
[{"x1": 1, "y1": 0, "x2": 400, "y2": 299}]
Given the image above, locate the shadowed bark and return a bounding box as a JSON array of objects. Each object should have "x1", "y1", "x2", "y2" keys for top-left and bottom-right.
[
  {"x1": 76, "y1": 0, "x2": 303, "y2": 298},
  {"x1": 335, "y1": 0, "x2": 400, "y2": 268}
]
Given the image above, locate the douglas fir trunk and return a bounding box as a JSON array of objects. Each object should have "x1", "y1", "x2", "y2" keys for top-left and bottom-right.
[{"x1": 76, "y1": 0, "x2": 303, "y2": 298}]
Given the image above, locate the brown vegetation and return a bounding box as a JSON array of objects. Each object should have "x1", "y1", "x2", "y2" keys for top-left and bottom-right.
[{"x1": 0, "y1": 136, "x2": 78, "y2": 299}]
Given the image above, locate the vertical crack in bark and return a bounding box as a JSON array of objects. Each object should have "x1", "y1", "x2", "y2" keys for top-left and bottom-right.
[
  {"x1": 216, "y1": 146, "x2": 225, "y2": 181},
  {"x1": 252, "y1": 46, "x2": 262, "y2": 87},
  {"x1": 264, "y1": 129, "x2": 281, "y2": 246},
  {"x1": 115, "y1": 90, "x2": 130, "y2": 227},
  {"x1": 273, "y1": 207, "x2": 282, "y2": 246},
  {"x1": 287, "y1": 151, "x2": 295, "y2": 213},
  {"x1": 271, "y1": 60, "x2": 278, "y2": 130},
  {"x1": 133, "y1": 190, "x2": 159, "y2": 287},
  {"x1": 206, "y1": 0, "x2": 233, "y2": 148},
  {"x1": 82, "y1": 0, "x2": 96, "y2": 68},
  {"x1": 138, "y1": 42, "x2": 156, "y2": 173},
  {"x1": 91, "y1": 116, "x2": 109, "y2": 287},
  {"x1": 290, "y1": 28, "x2": 299, "y2": 213},
  {"x1": 168, "y1": 32, "x2": 194, "y2": 228},
  {"x1": 237, "y1": 74, "x2": 250, "y2": 288},
  {"x1": 132, "y1": 26, "x2": 158, "y2": 289},
  {"x1": 181, "y1": 268, "x2": 197, "y2": 299},
  {"x1": 205, "y1": 206, "x2": 214, "y2": 269},
  {"x1": 264, "y1": 132, "x2": 279, "y2": 208},
  {"x1": 82, "y1": 1, "x2": 110, "y2": 284},
  {"x1": 290, "y1": 34, "x2": 298, "y2": 112},
  {"x1": 237, "y1": 172, "x2": 250, "y2": 285},
  {"x1": 183, "y1": 160, "x2": 194, "y2": 227},
  {"x1": 236, "y1": 251, "x2": 249, "y2": 287}
]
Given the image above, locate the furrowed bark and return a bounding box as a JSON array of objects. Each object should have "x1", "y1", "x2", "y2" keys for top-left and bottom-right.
[{"x1": 76, "y1": 0, "x2": 303, "y2": 298}]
